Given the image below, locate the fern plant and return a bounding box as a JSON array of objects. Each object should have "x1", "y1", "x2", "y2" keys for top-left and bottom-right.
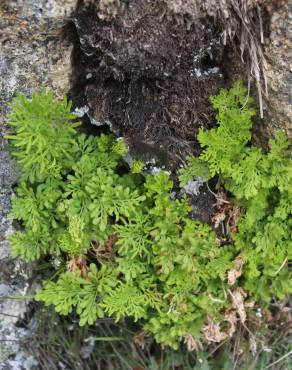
[
  {"x1": 7, "y1": 91, "x2": 80, "y2": 182},
  {"x1": 180, "y1": 81, "x2": 292, "y2": 304},
  {"x1": 7, "y1": 86, "x2": 292, "y2": 350}
]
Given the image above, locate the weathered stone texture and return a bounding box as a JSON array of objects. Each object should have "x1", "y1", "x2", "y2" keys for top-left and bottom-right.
[
  {"x1": 0, "y1": 1, "x2": 76, "y2": 368},
  {"x1": 265, "y1": 0, "x2": 292, "y2": 137}
]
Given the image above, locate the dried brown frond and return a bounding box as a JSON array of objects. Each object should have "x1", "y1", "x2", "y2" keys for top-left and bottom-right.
[
  {"x1": 202, "y1": 310, "x2": 238, "y2": 344},
  {"x1": 211, "y1": 187, "x2": 242, "y2": 237},
  {"x1": 133, "y1": 331, "x2": 146, "y2": 350},
  {"x1": 203, "y1": 316, "x2": 229, "y2": 342},
  {"x1": 67, "y1": 255, "x2": 89, "y2": 278},
  {"x1": 92, "y1": 234, "x2": 118, "y2": 262},
  {"x1": 183, "y1": 333, "x2": 202, "y2": 351},
  {"x1": 227, "y1": 255, "x2": 244, "y2": 285},
  {"x1": 224, "y1": 310, "x2": 238, "y2": 337},
  {"x1": 228, "y1": 287, "x2": 248, "y2": 324}
]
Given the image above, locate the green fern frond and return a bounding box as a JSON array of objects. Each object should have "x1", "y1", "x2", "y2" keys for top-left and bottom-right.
[
  {"x1": 7, "y1": 91, "x2": 80, "y2": 182},
  {"x1": 8, "y1": 84, "x2": 292, "y2": 350}
]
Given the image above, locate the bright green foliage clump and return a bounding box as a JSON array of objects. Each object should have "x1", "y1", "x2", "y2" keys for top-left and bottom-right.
[
  {"x1": 7, "y1": 91, "x2": 80, "y2": 182},
  {"x1": 7, "y1": 86, "x2": 292, "y2": 349},
  {"x1": 8, "y1": 90, "x2": 232, "y2": 348},
  {"x1": 180, "y1": 81, "x2": 292, "y2": 303}
]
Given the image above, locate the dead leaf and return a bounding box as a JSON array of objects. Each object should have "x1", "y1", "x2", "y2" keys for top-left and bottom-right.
[
  {"x1": 93, "y1": 234, "x2": 118, "y2": 262},
  {"x1": 183, "y1": 333, "x2": 202, "y2": 351},
  {"x1": 67, "y1": 255, "x2": 89, "y2": 278},
  {"x1": 211, "y1": 187, "x2": 242, "y2": 236},
  {"x1": 229, "y1": 288, "x2": 247, "y2": 324},
  {"x1": 216, "y1": 188, "x2": 230, "y2": 207},
  {"x1": 202, "y1": 309, "x2": 238, "y2": 344},
  {"x1": 133, "y1": 331, "x2": 146, "y2": 350},
  {"x1": 202, "y1": 316, "x2": 228, "y2": 343},
  {"x1": 213, "y1": 211, "x2": 227, "y2": 228},
  {"x1": 227, "y1": 255, "x2": 244, "y2": 285},
  {"x1": 228, "y1": 206, "x2": 241, "y2": 233},
  {"x1": 245, "y1": 301, "x2": 255, "y2": 308},
  {"x1": 224, "y1": 310, "x2": 237, "y2": 337},
  {"x1": 104, "y1": 234, "x2": 119, "y2": 251}
]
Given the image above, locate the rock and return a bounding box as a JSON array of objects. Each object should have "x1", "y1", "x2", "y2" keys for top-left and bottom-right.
[
  {"x1": 264, "y1": 0, "x2": 292, "y2": 138},
  {"x1": 0, "y1": 1, "x2": 76, "y2": 368}
]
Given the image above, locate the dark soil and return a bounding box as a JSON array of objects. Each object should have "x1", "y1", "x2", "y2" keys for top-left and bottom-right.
[
  {"x1": 70, "y1": 0, "x2": 234, "y2": 170},
  {"x1": 69, "y1": 0, "x2": 254, "y2": 225}
]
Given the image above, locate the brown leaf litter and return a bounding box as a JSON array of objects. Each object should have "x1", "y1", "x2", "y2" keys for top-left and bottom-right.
[{"x1": 227, "y1": 255, "x2": 244, "y2": 285}]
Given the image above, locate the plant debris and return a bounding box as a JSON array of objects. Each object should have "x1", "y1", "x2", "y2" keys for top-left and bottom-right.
[{"x1": 227, "y1": 255, "x2": 244, "y2": 285}]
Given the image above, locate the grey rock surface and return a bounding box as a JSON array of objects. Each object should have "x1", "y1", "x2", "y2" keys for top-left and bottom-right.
[
  {"x1": 265, "y1": 0, "x2": 292, "y2": 137},
  {"x1": 0, "y1": 1, "x2": 76, "y2": 368}
]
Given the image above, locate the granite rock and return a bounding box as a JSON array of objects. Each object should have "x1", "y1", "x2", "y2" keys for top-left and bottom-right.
[
  {"x1": 264, "y1": 0, "x2": 292, "y2": 137},
  {"x1": 0, "y1": 1, "x2": 76, "y2": 368}
]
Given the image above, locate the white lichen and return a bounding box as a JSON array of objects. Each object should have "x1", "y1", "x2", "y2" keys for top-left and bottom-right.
[
  {"x1": 182, "y1": 178, "x2": 204, "y2": 196},
  {"x1": 73, "y1": 106, "x2": 89, "y2": 117}
]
